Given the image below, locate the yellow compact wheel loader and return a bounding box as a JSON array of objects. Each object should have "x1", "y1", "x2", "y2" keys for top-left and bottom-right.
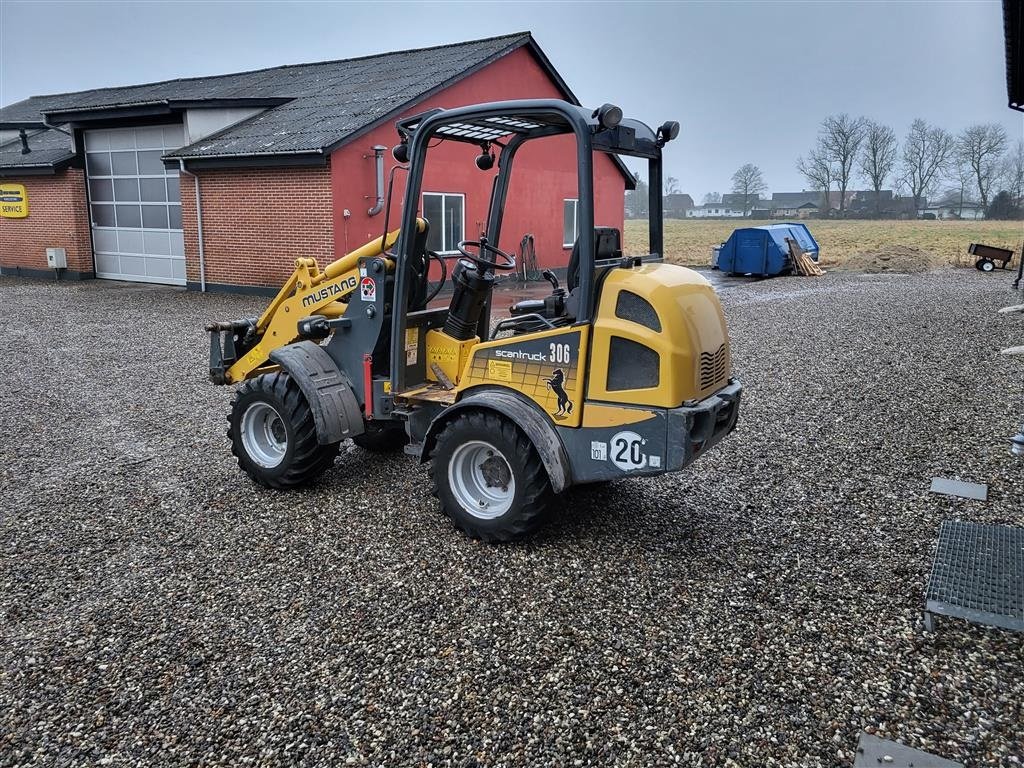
[{"x1": 206, "y1": 99, "x2": 742, "y2": 542}]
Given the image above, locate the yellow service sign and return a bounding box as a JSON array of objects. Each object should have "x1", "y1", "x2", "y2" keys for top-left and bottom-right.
[{"x1": 0, "y1": 183, "x2": 28, "y2": 218}]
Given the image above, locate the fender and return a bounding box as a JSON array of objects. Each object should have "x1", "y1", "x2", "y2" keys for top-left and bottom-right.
[
  {"x1": 268, "y1": 341, "x2": 364, "y2": 444},
  {"x1": 420, "y1": 389, "x2": 571, "y2": 493}
]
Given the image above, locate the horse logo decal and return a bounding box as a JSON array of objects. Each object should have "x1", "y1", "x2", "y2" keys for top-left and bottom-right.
[{"x1": 544, "y1": 368, "x2": 574, "y2": 417}]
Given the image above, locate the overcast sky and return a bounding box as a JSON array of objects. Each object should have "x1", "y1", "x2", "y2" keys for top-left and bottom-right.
[{"x1": 1, "y1": 0, "x2": 1021, "y2": 197}]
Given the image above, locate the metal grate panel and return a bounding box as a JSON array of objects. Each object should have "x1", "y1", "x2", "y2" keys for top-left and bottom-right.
[
  {"x1": 854, "y1": 733, "x2": 962, "y2": 768},
  {"x1": 924, "y1": 521, "x2": 1024, "y2": 632}
]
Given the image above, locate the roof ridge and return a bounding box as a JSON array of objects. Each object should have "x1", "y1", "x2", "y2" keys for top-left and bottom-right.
[{"x1": 2, "y1": 32, "x2": 533, "y2": 107}]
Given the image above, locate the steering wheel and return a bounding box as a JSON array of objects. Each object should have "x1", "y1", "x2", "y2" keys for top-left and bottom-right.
[{"x1": 456, "y1": 239, "x2": 516, "y2": 272}]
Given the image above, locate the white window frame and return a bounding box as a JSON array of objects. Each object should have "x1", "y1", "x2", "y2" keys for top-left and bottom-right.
[
  {"x1": 422, "y1": 191, "x2": 465, "y2": 254},
  {"x1": 562, "y1": 198, "x2": 579, "y2": 248}
]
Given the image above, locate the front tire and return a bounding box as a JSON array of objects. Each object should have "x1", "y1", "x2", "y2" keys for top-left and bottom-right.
[
  {"x1": 229, "y1": 372, "x2": 339, "y2": 488},
  {"x1": 430, "y1": 411, "x2": 554, "y2": 542},
  {"x1": 979, "y1": 258, "x2": 995, "y2": 273}
]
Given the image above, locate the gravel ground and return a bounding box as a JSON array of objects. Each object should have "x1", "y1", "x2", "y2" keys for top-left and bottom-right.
[{"x1": 1, "y1": 270, "x2": 1022, "y2": 768}]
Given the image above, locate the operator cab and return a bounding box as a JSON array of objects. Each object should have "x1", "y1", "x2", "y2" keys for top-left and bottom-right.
[
  {"x1": 501, "y1": 226, "x2": 623, "y2": 335},
  {"x1": 388, "y1": 99, "x2": 679, "y2": 396}
]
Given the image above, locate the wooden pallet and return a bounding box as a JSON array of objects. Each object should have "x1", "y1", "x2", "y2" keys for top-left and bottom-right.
[{"x1": 785, "y1": 237, "x2": 825, "y2": 276}]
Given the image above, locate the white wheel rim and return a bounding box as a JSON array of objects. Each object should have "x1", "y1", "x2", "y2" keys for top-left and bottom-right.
[
  {"x1": 448, "y1": 440, "x2": 515, "y2": 519},
  {"x1": 240, "y1": 401, "x2": 288, "y2": 468}
]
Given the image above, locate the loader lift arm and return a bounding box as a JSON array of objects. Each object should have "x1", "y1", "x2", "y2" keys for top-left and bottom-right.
[{"x1": 207, "y1": 219, "x2": 426, "y2": 385}]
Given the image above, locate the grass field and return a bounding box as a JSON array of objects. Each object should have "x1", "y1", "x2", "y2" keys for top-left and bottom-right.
[{"x1": 624, "y1": 218, "x2": 1023, "y2": 269}]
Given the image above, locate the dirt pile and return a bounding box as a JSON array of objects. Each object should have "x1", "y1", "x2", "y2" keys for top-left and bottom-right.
[{"x1": 835, "y1": 244, "x2": 944, "y2": 273}]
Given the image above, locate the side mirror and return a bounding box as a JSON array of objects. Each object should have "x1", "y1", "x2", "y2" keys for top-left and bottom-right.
[{"x1": 392, "y1": 143, "x2": 409, "y2": 163}]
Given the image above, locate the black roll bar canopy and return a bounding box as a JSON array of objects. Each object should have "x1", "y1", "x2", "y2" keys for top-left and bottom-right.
[{"x1": 389, "y1": 99, "x2": 668, "y2": 393}]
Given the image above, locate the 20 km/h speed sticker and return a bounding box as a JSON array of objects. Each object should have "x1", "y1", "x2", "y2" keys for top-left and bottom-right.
[{"x1": 609, "y1": 431, "x2": 648, "y2": 471}]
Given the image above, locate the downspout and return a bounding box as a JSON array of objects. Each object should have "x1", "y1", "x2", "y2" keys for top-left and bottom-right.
[
  {"x1": 367, "y1": 145, "x2": 387, "y2": 216},
  {"x1": 178, "y1": 159, "x2": 206, "y2": 292},
  {"x1": 41, "y1": 120, "x2": 72, "y2": 136}
]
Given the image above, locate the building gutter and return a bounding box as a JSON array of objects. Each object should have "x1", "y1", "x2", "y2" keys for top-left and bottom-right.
[
  {"x1": 178, "y1": 159, "x2": 206, "y2": 292},
  {"x1": 168, "y1": 148, "x2": 326, "y2": 161}
]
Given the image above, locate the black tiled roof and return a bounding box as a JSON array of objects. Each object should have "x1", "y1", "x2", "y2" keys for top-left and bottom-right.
[
  {"x1": 0, "y1": 32, "x2": 539, "y2": 163},
  {"x1": 0, "y1": 129, "x2": 74, "y2": 173}
]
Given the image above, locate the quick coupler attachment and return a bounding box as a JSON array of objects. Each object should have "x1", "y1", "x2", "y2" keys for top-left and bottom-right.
[{"x1": 205, "y1": 319, "x2": 255, "y2": 384}]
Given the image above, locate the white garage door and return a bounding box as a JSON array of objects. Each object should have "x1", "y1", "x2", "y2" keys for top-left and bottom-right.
[{"x1": 85, "y1": 126, "x2": 186, "y2": 285}]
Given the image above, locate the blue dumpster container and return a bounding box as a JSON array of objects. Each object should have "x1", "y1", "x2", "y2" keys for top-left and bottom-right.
[{"x1": 712, "y1": 223, "x2": 820, "y2": 276}]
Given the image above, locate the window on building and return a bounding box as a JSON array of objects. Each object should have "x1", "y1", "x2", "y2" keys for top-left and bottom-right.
[
  {"x1": 423, "y1": 192, "x2": 464, "y2": 253},
  {"x1": 84, "y1": 126, "x2": 183, "y2": 233},
  {"x1": 562, "y1": 199, "x2": 579, "y2": 247}
]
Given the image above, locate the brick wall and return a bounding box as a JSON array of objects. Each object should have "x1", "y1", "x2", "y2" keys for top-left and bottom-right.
[
  {"x1": 180, "y1": 165, "x2": 334, "y2": 290},
  {"x1": 0, "y1": 170, "x2": 93, "y2": 277}
]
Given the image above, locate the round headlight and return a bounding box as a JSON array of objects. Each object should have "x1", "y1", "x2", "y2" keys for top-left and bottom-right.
[{"x1": 594, "y1": 103, "x2": 623, "y2": 130}]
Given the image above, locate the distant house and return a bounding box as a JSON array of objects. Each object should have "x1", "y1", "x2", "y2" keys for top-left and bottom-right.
[
  {"x1": 686, "y1": 203, "x2": 746, "y2": 218},
  {"x1": 664, "y1": 193, "x2": 695, "y2": 218},
  {"x1": 849, "y1": 190, "x2": 895, "y2": 214},
  {"x1": 920, "y1": 194, "x2": 985, "y2": 220},
  {"x1": 756, "y1": 189, "x2": 920, "y2": 219},
  {"x1": 720, "y1": 192, "x2": 759, "y2": 211},
  {"x1": 769, "y1": 192, "x2": 821, "y2": 218},
  {"x1": 719, "y1": 192, "x2": 770, "y2": 215}
]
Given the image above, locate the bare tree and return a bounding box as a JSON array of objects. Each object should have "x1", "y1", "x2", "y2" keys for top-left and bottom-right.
[
  {"x1": 796, "y1": 149, "x2": 835, "y2": 211},
  {"x1": 957, "y1": 123, "x2": 1008, "y2": 212},
  {"x1": 899, "y1": 118, "x2": 954, "y2": 213},
  {"x1": 703, "y1": 192, "x2": 722, "y2": 204},
  {"x1": 818, "y1": 114, "x2": 867, "y2": 213},
  {"x1": 857, "y1": 120, "x2": 898, "y2": 215},
  {"x1": 730, "y1": 163, "x2": 767, "y2": 215},
  {"x1": 664, "y1": 176, "x2": 681, "y2": 195},
  {"x1": 1004, "y1": 139, "x2": 1024, "y2": 204},
  {"x1": 948, "y1": 158, "x2": 975, "y2": 218}
]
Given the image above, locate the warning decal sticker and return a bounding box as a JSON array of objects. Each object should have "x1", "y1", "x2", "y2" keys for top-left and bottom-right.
[{"x1": 360, "y1": 277, "x2": 376, "y2": 302}]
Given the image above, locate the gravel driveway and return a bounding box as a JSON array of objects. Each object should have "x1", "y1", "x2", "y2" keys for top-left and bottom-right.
[{"x1": 1, "y1": 271, "x2": 1022, "y2": 767}]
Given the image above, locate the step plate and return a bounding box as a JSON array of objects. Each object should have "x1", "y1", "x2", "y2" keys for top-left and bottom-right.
[{"x1": 924, "y1": 521, "x2": 1024, "y2": 633}]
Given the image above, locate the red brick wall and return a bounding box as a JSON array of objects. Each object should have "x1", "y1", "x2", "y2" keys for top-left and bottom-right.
[
  {"x1": 0, "y1": 170, "x2": 93, "y2": 275},
  {"x1": 330, "y1": 46, "x2": 627, "y2": 271},
  {"x1": 180, "y1": 165, "x2": 333, "y2": 289}
]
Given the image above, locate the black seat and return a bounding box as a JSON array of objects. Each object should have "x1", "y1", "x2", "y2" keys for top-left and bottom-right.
[
  {"x1": 566, "y1": 226, "x2": 622, "y2": 290},
  {"x1": 505, "y1": 227, "x2": 623, "y2": 334}
]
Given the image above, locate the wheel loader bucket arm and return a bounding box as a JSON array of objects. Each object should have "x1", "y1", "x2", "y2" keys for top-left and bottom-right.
[{"x1": 207, "y1": 220, "x2": 425, "y2": 385}]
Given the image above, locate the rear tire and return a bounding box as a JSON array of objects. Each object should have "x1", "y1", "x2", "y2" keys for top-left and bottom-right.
[
  {"x1": 430, "y1": 411, "x2": 554, "y2": 542},
  {"x1": 229, "y1": 372, "x2": 339, "y2": 488},
  {"x1": 979, "y1": 259, "x2": 995, "y2": 273}
]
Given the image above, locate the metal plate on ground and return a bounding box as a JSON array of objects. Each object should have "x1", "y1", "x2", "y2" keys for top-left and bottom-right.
[
  {"x1": 924, "y1": 521, "x2": 1024, "y2": 632},
  {"x1": 854, "y1": 733, "x2": 962, "y2": 768},
  {"x1": 929, "y1": 477, "x2": 988, "y2": 501}
]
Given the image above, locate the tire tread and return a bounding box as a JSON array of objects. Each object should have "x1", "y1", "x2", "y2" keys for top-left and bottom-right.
[
  {"x1": 429, "y1": 410, "x2": 554, "y2": 542},
  {"x1": 229, "y1": 373, "x2": 339, "y2": 489}
]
